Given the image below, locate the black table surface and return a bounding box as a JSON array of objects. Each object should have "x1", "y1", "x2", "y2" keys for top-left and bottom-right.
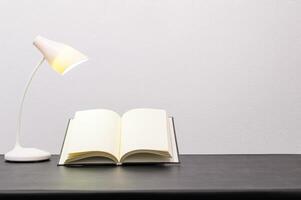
[{"x1": 1, "y1": 154, "x2": 301, "y2": 199}]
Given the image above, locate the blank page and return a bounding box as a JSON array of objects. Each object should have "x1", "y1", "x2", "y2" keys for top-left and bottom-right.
[
  {"x1": 120, "y1": 109, "x2": 170, "y2": 157},
  {"x1": 67, "y1": 109, "x2": 121, "y2": 158},
  {"x1": 122, "y1": 117, "x2": 179, "y2": 163}
]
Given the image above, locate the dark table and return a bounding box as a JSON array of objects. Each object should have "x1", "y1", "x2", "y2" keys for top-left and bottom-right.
[{"x1": 1, "y1": 155, "x2": 301, "y2": 199}]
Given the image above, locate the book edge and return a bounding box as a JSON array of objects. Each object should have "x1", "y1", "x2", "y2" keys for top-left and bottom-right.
[
  {"x1": 171, "y1": 116, "x2": 181, "y2": 164},
  {"x1": 57, "y1": 118, "x2": 72, "y2": 166}
]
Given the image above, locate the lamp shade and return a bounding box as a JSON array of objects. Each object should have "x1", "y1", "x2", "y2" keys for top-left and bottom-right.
[{"x1": 33, "y1": 36, "x2": 88, "y2": 74}]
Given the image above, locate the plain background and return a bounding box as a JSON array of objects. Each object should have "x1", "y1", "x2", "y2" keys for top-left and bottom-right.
[{"x1": 0, "y1": 0, "x2": 300, "y2": 154}]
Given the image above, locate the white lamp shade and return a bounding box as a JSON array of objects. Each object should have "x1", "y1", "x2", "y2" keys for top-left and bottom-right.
[{"x1": 33, "y1": 36, "x2": 88, "y2": 74}]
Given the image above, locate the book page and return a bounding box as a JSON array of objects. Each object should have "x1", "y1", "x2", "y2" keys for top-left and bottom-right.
[
  {"x1": 120, "y1": 109, "x2": 171, "y2": 159},
  {"x1": 122, "y1": 117, "x2": 179, "y2": 164},
  {"x1": 67, "y1": 109, "x2": 121, "y2": 159}
]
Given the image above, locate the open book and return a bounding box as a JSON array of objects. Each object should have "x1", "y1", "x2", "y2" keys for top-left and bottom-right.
[{"x1": 58, "y1": 108, "x2": 179, "y2": 165}]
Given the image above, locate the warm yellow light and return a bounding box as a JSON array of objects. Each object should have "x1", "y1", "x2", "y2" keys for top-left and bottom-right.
[{"x1": 33, "y1": 36, "x2": 88, "y2": 75}]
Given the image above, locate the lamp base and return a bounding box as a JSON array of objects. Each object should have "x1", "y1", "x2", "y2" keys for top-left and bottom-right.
[{"x1": 5, "y1": 145, "x2": 51, "y2": 162}]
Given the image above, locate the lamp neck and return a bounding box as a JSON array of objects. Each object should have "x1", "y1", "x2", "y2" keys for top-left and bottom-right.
[{"x1": 15, "y1": 57, "x2": 45, "y2": 147}]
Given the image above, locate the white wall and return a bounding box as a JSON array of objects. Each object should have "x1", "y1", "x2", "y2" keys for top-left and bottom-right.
[{"x1": 0, "y1": 0, "x2": 300, "y2": 154}]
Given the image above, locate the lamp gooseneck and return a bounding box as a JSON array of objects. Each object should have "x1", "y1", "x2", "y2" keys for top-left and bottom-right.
[{"x1": 15, "y1": 57, "x2": 45, "y2": 147}]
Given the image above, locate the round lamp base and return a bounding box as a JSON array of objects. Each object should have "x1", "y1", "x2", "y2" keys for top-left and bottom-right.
[{"x1": 5, "y1": 146, "x2": 51, "y2": 162}]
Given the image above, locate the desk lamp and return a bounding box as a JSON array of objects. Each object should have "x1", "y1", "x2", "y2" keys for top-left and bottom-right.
[{"x1": 5, "y1": 36, "x2": 88, "y2": 162}]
